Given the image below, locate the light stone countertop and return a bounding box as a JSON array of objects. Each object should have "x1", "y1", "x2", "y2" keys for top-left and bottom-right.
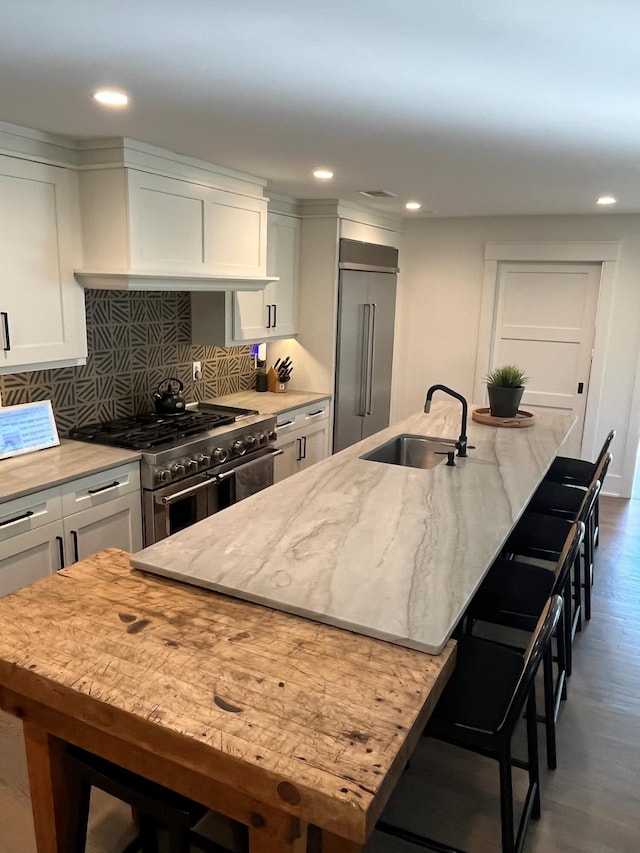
[
  {"x1": 200, "y1": 389, "x2": 331, "y2": 416},
  {"x1": 131, "y1": 401, "x2": 574, "y2": 654},
  {"x1": 0, "y1": 440, "x2": 141, "y2": 503}
]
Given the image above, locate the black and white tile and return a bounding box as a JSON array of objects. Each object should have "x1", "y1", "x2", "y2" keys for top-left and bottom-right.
[{"x1": 0, "y1": 292, "x2": 257, "y2": 433}]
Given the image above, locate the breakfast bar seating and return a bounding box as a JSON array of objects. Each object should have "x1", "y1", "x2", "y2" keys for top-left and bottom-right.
[
  {"x1": 379, "y1": 597, "x2": 564, "y2": 853},
  {"x1": 543, "y1": 429, "x2": 615, "y2": 548},
  {"x1": 464, "y1": 521, "x2": 584, "y2": 770}
]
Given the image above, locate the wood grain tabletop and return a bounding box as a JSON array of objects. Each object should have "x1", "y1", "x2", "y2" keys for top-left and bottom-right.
[{"x1": 0, "y1": 548, "x2": 456, "y2": 845}]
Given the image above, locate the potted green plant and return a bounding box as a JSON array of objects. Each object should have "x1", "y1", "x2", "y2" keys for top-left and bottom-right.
[{"x1": 485, "y1": 364, "x2": 528, "y2": 417}]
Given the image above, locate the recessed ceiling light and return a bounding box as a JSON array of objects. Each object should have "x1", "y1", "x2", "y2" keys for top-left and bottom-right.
[
  {"x1": 596, "y1": 195, "x2": 617, "y2": 206},
  {"x1": 313, "y1": 168, "x2": 334, "y2": 180},
  {"x1": 92, "y1": 89, "x2": 129, "y2": 107},
  {"x1": 405, "y1": 201, "x2": 422, "y2": 211}
]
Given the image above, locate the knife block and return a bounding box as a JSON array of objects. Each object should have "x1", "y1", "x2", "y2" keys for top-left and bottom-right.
[{"x1": 267, "y1": 367, "x2": 287, "y2": 393}]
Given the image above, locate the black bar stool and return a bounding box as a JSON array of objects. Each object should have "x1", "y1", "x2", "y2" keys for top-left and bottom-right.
[
  {"x1": 544, "y1": 429, "x2": 615, "y2": 547},
  {"x1": 377, "y1": 597, "x2": 563, "y2": 853},
  {"x1": 65, "y1": 745, "x2": 248, "y2": 853},
  {"x1": 464, "y1": 521, "x2": 583, "y2": 770},
  {"x1": 527, "y1": 452, "x2": 611, "y2": 621}
]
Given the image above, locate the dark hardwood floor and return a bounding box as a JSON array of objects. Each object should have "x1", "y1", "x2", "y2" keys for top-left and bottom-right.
[{"x1": 1, "y1": 496, "x2": 638, "y2": 852}]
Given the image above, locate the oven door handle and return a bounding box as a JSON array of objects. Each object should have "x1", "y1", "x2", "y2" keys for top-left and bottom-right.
[
  {"x1": 156, "y1": 478, "x2": 213, "y2": 506},
  {"x1": 209, "y1": 447, "x2": 285, "y2": 483}
]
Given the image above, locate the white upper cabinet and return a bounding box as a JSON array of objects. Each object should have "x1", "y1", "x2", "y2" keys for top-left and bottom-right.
[
  {"x1": 0, "y1": 155, "x2": 86, "y2": 373},
  {"x1": 233, "y1": 212, "x2": 299, "y2": 340},
  {"x1": 192, "y1": 212, "x2": 300, "y2": 346},
  {"x1": 76, "y1": 141, "x2": 272, "y2": 290}
]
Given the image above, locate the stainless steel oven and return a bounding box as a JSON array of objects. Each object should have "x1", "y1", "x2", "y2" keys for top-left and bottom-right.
[
  {"x1": 69, "y1": 405, "x2": 279, "y2": 547},
  {"x1": 144, "y1": 445, "x2": 281, "y2": 544}
]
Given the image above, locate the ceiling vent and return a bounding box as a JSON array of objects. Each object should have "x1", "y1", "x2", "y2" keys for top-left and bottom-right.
[{"x1": 358, "y1": 190, "x2": 397, "y2": 199}]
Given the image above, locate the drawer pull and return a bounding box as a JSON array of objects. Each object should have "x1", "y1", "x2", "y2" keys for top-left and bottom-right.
[
  {"x1": 277, "y1": 419, "x2": 294, "y2": 428},
  {"x1": 0, "y1": 509, "x2": 34, "y2": 528},
  {"x1": 306, "y1": 410, "x2": 325, "y2": 418},
  {"x1": 87, "y1": 480, "x2": 121, "y2": 495}
]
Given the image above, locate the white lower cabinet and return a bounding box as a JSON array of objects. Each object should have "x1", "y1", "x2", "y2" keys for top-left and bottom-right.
[
  {"x1": 273, "y1": 401, "x2": 331, "y2": 483},
  {"x1": 0, "y1": 521, "x2": 65, "y2": 597},
  {"x1": 62, "y1": 492, "x2": 143, "y2": 565},
  {"x1": 0, "y1": 462, "x2": 142, "y2": 597}
]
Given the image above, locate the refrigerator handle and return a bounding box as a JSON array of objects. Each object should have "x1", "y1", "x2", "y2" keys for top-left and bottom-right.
[
  {"x1": 366, "y1": 303, "x2": 376, "y2": 415},
  {"x1": 359, "y1": 304, "x2": 371, "y2": 416}
]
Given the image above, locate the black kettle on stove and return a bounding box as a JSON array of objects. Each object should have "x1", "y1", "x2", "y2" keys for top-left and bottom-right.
[{"x1": 153, "y1": 377, "x2": 186, "y2": 415}]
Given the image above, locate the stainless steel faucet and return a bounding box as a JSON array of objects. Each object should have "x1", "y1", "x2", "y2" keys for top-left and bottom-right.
[{"x1": 424, "y1": 384, "x2": 468, "y2": 457}]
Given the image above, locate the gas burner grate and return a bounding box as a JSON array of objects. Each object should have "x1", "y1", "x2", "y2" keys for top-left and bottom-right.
[{"x1": 69, "y1": 411, "x2": 235, "y2": 450}]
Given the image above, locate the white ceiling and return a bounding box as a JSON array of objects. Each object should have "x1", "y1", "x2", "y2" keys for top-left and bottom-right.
[{"x1": 2, "y1": 0, "x2": 640, "y2": 217}]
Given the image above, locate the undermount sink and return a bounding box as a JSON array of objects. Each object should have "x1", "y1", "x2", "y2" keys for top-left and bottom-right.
[{"x1": 360, "y1": 434, "x2": 457, "y2": 470}]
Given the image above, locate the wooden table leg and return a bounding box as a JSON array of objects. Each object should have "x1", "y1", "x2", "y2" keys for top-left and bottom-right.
[
  {"x1": 248, "y1": 814, "x2": 308, "y2": 852},
  {"x1": 22, "y1": 722, "x2": 79, "y2": 853}
]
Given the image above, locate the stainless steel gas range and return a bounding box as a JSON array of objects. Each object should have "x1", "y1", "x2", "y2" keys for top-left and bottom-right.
[{"x1": 70, "y1": 404, "x2": 279, "y2": 546}]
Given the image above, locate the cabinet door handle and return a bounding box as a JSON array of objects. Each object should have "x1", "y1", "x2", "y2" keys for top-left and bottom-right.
[
  {"x1": 296, "y1": 437, "x2": 302, "y2": 462},
  {"x1": 266, "y1": 304, "x2": 272, "y2": 329},
  {"x1": 1, "y1": 312, "x2": 10, "y2": 352},
  {"x1": 0, "y1": 509, "x2": 34, "y2": 528},
  {"x1": 301, "y1": 435, "x2": 307, "y2": 460},
  {"x1": 272, "y1": 303, "x2": 277, "y2": 329},
  {"x1": 87, "y1": 480, "x2": 120, "y2": 495},
  {"x1": 71, "y1": 530, "x2": 79, "y2": 564},
  {"x1": 56, "y1": 535, "x2": 65, "y2": 570}
]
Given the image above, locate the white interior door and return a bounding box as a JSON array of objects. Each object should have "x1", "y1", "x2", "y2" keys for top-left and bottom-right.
[{"x1": 491, "y1": 262, "x2": 600, "y2": 456}]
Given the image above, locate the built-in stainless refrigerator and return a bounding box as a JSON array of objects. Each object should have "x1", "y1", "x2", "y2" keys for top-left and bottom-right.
[{"x1": 333, "y1": 239, "x2": 398, "y2": 453}]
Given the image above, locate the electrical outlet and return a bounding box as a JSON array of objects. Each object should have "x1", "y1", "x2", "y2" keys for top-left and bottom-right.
[{"x1": 192, "y1": 361, "x2": 202, "y2": 381}]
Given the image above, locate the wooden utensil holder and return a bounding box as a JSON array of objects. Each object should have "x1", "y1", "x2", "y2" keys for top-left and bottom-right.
[{"x1": 267, "y1": 367, "x2": 287, "y2": 393}]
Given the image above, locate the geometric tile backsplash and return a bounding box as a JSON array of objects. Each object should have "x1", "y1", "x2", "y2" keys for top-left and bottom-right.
[{"x1": 0, "y1": 290, "x2": 257, "y2": 436}]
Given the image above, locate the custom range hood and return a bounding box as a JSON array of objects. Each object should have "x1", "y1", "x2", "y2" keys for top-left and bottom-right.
[{"x1": 74, "y1": 137, "x2": 277, "y2": 292}]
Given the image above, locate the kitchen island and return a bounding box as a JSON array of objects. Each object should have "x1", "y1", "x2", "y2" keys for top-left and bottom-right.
[
  {"x1": 0, "y1": 548, "x2": 455, "y2": 852},
  {"x1": 133, "y1": 400, "x2": 574, "y2": 653},
  {"x1": 0, "y1": 401, "x2": 573, "y2": 853}
]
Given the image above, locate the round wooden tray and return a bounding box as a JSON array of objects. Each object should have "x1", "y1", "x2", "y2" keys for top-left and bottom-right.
[{"x1": 472, "y1": 408, "x2": 535, "y2": 428}]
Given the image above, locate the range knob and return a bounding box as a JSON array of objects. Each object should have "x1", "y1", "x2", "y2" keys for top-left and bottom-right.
[
  {"x1": 268, "y1": 430, "x2": 278, "y2": 442},
  {"x1": 170, "y1": 462, "x2": 186, "y2": 477},
  {"x1": 197, "y1": 453, "x2": 211, "y2": 468},
  {"x1": 256, "y1": 432, "x2": 266, "y2": 444},
  {"x1": 244, "y1": 434, "x2": 257, "y2": 450},
  {"x1": 186, "y1": 459, "x2": 199, "y2": 473},
  {"x1": 212, "y1": 447, "x2": 228, "y2": 464},
  {"x1": 156, "y1": 468, "x2": 171, "y2": 484},
  {"x1": 232, "y1": 438, "x2": 246, "y2": 456}
]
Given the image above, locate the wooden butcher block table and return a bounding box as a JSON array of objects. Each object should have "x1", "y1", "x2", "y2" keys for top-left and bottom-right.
[{"x1": 0, "y1": 549, "x2": 456, "y2": 852}]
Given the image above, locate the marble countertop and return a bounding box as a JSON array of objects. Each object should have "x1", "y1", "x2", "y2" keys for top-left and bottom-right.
[
  {"x1": 132, "y1": 402, "x2": 574, "y2": 654},
  {"x1": 201, "y1": 389, "x2": 331, "y2": 416},
  {"x1": 0, "y1": 440, "x2": 141, "y2": 503}
]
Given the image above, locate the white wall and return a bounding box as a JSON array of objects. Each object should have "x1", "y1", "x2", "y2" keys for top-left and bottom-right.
[{"x1": 392, "y1": 214, "x2": 640, "y2": 497}]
